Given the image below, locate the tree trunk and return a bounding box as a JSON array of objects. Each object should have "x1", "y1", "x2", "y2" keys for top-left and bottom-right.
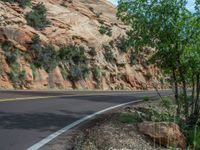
[
  {"x1": 179, "y1": 67, "x2": 188, "y2": 118},
  {"x1": 172, "y1": 68, "x2": 180, "y2": 116},
  {"x1": 191, "y1": 73, "x2": 195, "y2": 114},
  {"x1": 48, "y1": 71, "x2": 54, "y2": 89},
  {"x1": 194, "y1": 74, "x2": 200, "y2": 116}
]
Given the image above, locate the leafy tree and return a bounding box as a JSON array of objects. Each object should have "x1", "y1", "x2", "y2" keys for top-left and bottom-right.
[{"x1": 117, "y1": 0, "x2": 198, "y2": 120}]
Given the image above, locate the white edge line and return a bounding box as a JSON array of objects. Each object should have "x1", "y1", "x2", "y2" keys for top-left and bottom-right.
[{"x1": 27, "y1": 100, "x2": 142, "y2": 150}]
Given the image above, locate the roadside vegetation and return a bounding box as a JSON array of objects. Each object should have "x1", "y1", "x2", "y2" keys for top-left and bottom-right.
[{"x1": 117, "y1": 0, "x2": 200, "y2": 149}]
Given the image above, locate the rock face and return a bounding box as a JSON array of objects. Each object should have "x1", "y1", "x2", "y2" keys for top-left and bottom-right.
[
  {"x1": 0, "y1": 0, "x2": 168, "y2": 90},
  {"x1": 138, "y1": 122, "x2": 187, "y2": 149}
]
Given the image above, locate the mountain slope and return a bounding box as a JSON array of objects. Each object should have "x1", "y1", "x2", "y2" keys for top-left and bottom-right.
[{"x1": 0, "y1": 0, "x2": 166, "y2": 90}]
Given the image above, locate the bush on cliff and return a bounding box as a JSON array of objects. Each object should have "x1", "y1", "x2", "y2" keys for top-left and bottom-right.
[
  {"x1": 1, "y1": 0, "x2": 31, "y2": 7},
  {"x1": 25, "y1": 3, "x2": 50, "y2": 29}
]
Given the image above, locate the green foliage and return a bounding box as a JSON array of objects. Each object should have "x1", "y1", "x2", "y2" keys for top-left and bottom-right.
[
  {"x1": 160, "y1": 97, "x2": 173, "y2": 109},
  {"x1": 130, "y1": 52, "x2": 137, "y2": 65},
  {"x1": 59, "y1": 44, "x2": 89, "y2": 81},
  {"x1": 8, "y1": 63, "x2": 26, "y2": 88},
  {"x1": 103, "y1": 45, "x2": 115, "y2": 63},
  {"x1": 2, "y1": 42, "x2": 20, "y2": 65},
  {"x1": 116, "y1": 36, "x2": 129, "y2": 53},
  {"x1": 143, "y1": 96, "x2": 150, "y2": 102},
  {"x1": 99, "y1": 25, "x2": 112, "y2": 36},
  {"x1": 30, "y1": 63, "x2": 37, "y2": 80},
  {"x1": 1, "y1": 41, "x2": 26, "y2": 88},
  {"x1": 1, "y1": 0, "x2": 31, "y2": 7},
  {"x1": 68, "y1": 64, "x2": 89, "y2": 81},
  {"x1": 120, "y1": 112, "x2": 142, "y2": 124},
  {"x1": 117, "y1": 0, "x2": 200, "y2": 122},
  {"x1": 25, "y1": 3, "x2": 50, "y2": 29},
  {"x1": 188, "y1": 127, "x2": 200, "y2": 149},
  {"x1": 38, "y1": 44, "x2": 59, "y2": 73},
  {"x1": 29, "y1": 35, "x2": 59, "y2": 73},
  {"x1": 60, "y1": 66, "x2": 68, "y2": 80},
  {"x1": 8, "y1": 63, "x2": 20, "y2": 83},
  {"x1": 88, "y1": 47, "x2": 97, "y2": 57},
  {"x1": 142, "y1": 108, "x2": 175, "y2": 122},
  {"x1": 92, "y1": 66, "x2": 101, "y2": 81},
  {"x1": 59, "y1": 45, "x2": 87, "y2": 65}
]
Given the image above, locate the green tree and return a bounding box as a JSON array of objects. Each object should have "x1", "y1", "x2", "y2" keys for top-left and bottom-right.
[{"x1": 117, "y1": 0, "x2": 196, "y2": 118}]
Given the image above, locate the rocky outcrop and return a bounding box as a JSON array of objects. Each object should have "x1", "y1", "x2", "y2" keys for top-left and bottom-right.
[
  {"x1": 0, "y1": 0, "x2": 168, "y2": 90},
  {"x1": 138, "y1": 122, "x2": 187, "y2": 149}
]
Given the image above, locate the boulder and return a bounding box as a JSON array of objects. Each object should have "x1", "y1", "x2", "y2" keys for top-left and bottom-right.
[{"x1": 138, "y1": 122, "x2": 186, "y2": 149}]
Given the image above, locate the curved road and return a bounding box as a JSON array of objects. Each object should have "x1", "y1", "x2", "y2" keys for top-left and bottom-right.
[{"x1": 0, "y1": 90, "x2": 172, "y2": 150}]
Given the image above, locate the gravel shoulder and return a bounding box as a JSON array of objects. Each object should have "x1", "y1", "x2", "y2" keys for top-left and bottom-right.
[{"x1": 41, "y1": 100, "x2": 168, "y2": 150}]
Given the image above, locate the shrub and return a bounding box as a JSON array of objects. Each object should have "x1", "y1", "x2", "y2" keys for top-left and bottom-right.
[
  {"x1": 144, "y1": 72, "x2": 152, "y2": 80},
  {"x1": 88, "y1": 47, "x2": 97, "y2": 57},
  {"x1": 60, "y1": 66, "x2": 68, "y2": 80},
  {"x1": 130, "y1": 52, "x2": 137, "y2": 65},
  {"x1": 143, "y1": 108, "x2": 175, "y2": 122},
  {"x1": 120, "y1": 112, "x2": 143, "y2": 124},
  {"x1": 160, "y1": 97, "x2": 173, "y2": 109},
  {"x1": 2, "y1": 41, "x2": 20, "y2": 65},
  {"x1": 116, "y1": 36, "x2": 129, "y2": 53},
  {"x1": 59, "y1": 45, "x2": 89, "y2": 81},
  {"x1": 92, "y1": 66, "x2": 101, "y2": 81},
  {"x1": 38, "y1": 44, "x2": 59, "y2": 73},
  {"x1": 188, "y1": 127, "x2": 200, "y2": 149},
  {"x1": 29, "y1": 35, "x2": 59, "y2": 72},
  {"x1": 103, "y1": 45, "x2": 115, "y2": 63},
  {"x1": 143, "y1": 96, "x2": 150, "y2": 102},
  {"x1": 99, "y1": 25, "x2": 112, "y2": 36},
  {"x1": 8, "y1": 63, "x2": 20, "y2": 84},
  {"x1": 30, "y1": 63, "x2": 37, "y2": 80},
  {"x1": 68, "y1": 64, "x2": 89, "y2": 81},
  {"x1": 59, "y1": 45, "x2": 87, "y2": 65},
  {"x1": 1, "y1": 0, "x2": 31, "y2": 7},
  {"x1": 25, "y1": 3, "x2": 50, "y2": 29},
  {"x1": 8, "y1": 63, "x2": 26, "y2": 88}
]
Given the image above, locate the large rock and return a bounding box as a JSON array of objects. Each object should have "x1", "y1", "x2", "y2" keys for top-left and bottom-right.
[{"x1": 138, "y1": 122, "x2": 186, "y2": 149}]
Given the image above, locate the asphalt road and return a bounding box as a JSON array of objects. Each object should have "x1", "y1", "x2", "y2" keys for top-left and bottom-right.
[{"x1": 0, "y1": 90, "x2": 172, "y2": 150}]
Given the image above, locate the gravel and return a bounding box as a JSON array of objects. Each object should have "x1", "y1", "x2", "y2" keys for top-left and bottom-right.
[{"x1": 42, "y1": 100, "x2": 168, "y2": 150}]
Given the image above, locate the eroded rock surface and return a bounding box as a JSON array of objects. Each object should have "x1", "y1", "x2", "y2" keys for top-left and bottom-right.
[{"x1": 0, "y1": 0, "x2": 167, "y2": 90}]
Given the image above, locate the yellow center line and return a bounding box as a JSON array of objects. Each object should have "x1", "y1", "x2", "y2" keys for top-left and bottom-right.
[
  {"x1": 0, "y1": 93, "x2": 125, "y2": 103},
  {"x1": 0, "y1": 95, "x2": 75, "y2": 103}
]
